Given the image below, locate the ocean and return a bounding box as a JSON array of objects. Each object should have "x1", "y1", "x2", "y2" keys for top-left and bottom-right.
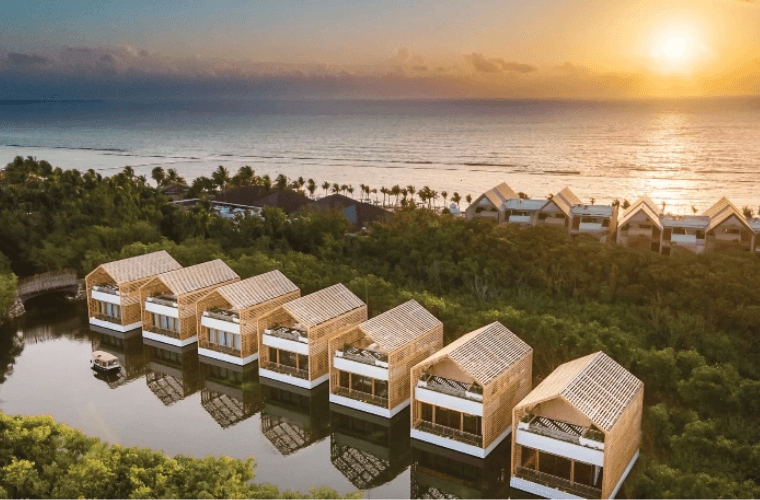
[{"x1": 2, "y1": 97, "x2": 760, "y2": 214}]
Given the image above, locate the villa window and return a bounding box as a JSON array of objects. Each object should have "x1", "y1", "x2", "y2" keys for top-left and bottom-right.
[
  {"x1": 462, "y1": 413, "x2": 482, "y2": 435},
  {"x1": 98, "y1": 301, "x2": 121, "y2": 319},
  {"x1": 153, "y1": 314, "x2": 178, "y2": 332},
  {"x1": 538, "y1": 451, "x2": 572, "y2": 481},
  {"x1": 421, "y1": 402, "x2": 433, "y2": 422},
  {"x1": 208, "y1": 328, "x2": 240, "y2": 349}
]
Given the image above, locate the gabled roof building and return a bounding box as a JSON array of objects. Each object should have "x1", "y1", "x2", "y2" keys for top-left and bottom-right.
[
  {"x1": 258, "y1": 284, "x2": 367, "y2": 389},
  {"x1": 86, "y1": 251, "x2": 182, "y2": 333},
  {"x1": 465, "y1": 183, "x2": 519, "y2": 223},
  {"x1": 702, "y1": 197, "x2": 755, "y2": 253},
  {"x1": 139, "y1": 260, "x2": 240, "y2": 347},
  {"x1": 510, "y1": 352, "x2": 643, "y2": 499},
  {"x1": 195, "y1": 270, "x2": 300, "y2": 366},
  {"x1": 537, "y1": 187, "x2": 582, "y2": 230},
  {"x1": 616, "y1": 196, "x2": 663, "y2": 252},
  {"x1": 410, "y1": 322, "x2": 533, "y2": 458},
  {"x1": 328, "y1": 300, "x2": 444, "y2": 418}
]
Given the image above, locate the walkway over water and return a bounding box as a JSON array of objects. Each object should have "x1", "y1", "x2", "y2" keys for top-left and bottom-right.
[{"x1": 16, "y1": 269, "x2": 79, "y2": 303}]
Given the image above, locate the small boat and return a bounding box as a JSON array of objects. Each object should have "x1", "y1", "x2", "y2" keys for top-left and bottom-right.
[{"x1": 91, "y1": 351, "x2": 120, "y2": 372}]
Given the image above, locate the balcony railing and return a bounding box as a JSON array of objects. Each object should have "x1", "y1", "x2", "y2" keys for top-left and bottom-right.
[
  {"x1": 144, "y1": 325, "x2": 181, "y2": 339},
  {"x1": 417, "y1": 374, "x2": 483, "y2": 402},
  {"x1": 519, "y1": 415, "x2": 604, "y2": 449},
  {"x1": 95, "y1": 313, "x2": 122, "y2": 325},
  {"x1": 514, "y1": 466, "x2": 601, "y2": 499},
  {"x1": 265, "y1": 326, "x2": 308, "y2": 343},
  {"x1": 203, "y1": 309, "x2": 240, "y2": 323},
  {"x1": 336, "y1": 345, "x2": 388, "y2": 368},
  {"x1": 263, "y1": 361, "x2": 308, "y2": 380},
  {"x1": 93, "y1": 284, "x2": 120, "y2": 296},
  {"x1": 205, "y1": 343, "x2": 242, "y2": 357},
  {"x1": 147, "y1": 295, "x2": 178, "y2": 308},
  {"x1": 333, "y1": 386, "x2": 388, "y2": 408},
  {"x1": 414, "y1": 420, "x2": 482, "y2": 448}
]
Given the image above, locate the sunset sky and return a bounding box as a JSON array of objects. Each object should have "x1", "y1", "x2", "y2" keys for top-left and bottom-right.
[{"x1": 2, "y1": 0, "x2": 759, "y2": 99}]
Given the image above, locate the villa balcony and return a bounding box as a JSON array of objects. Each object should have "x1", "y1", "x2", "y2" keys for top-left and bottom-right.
[
  {"x1": 203, "y1": 308, "x2": 240, "y2": 323},
  {"x1": 204, "y1": 343, "x2": 242, "y2": 358},
  {"x1": 413, "y1": 420, "x2": 482, "y2": 448},
  {"x1": 417, "y1": 374, "x2": 483, "y2": 402},
  {"x1": 518, "y1": 414, "x2": 604, "y2": 450},
  {"x1": 513, "y1": 466, "x2": 602, "y2": 499},
  {"x1": 95, "y1": 313, "x2": 122, "y2": 325},
  {"x1": 93, "y1": 283, "x2": 120, "y2": 296},
  {"x1": 201, "y1": 308, "x2": 241, "y2": 335},
  {"x1": 336, "y1": 344, "x2": 388, "y2": 368},
  {"x1": 147, "y1": 294, "x2": 178, "y2": 308},
  {"x1": 263, "y1": 361, "x2": 309, "y2": 380},
  {"x1": 143, "y1": 325, "x2": 181, "y2": 340},
  {"x1": 333, "y1": 385, "x2": 388, "y2": 408},
  {"x1": 265, "y1": 325, "x2": 308, "y2": 343}
]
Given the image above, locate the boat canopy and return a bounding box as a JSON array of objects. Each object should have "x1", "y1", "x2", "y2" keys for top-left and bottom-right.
[{"x1": 92, "y1": 351, "x2": 118, "y2": 364}]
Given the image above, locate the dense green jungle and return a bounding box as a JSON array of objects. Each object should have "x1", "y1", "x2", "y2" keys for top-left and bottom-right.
[{"x1": 1, "y1": 156, "x2": 759, "y2": 498}]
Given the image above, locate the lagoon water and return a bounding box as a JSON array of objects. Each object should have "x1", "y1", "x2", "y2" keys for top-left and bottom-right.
[
  {"x1": 0, "y1": 298, "x2": 521, "y2": 499},
  {"x1": 2, "y1": 97, "x2": 760, "y2": 214}
]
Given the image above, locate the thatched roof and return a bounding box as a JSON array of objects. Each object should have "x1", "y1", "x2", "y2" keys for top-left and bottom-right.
[
  {"x1": 307, "y1": 194, "x2": 392, "y2": 229},
  {"x1": 703, "y1": 197, "x2": 754, "y2": 233},
  {"x1": 157, "y1": 260, "x2": 239, "y2": 296},
  {"x1": 213, "y1": 270, "x2": 299, "y2": 310},
  {"x1": 97, "y1": 250, "x2": 182, "y2": 284},
  {"x1": 517, "y1": 352, "x2": 643, "y2": 433},
  {"x1": 283, "y1": 283, "x2": 365, "y2": 328},
  {"x1": 359, "y1": 300, "x2": 441, "y2": 353},
  {"x1": 618, "y1": 196, "x2": 662, "y2": 228},
  {"x1": 425, "y1": 322, "x2": 531, "y2": 386}
]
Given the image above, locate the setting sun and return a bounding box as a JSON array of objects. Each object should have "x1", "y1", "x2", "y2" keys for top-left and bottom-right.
[{"x1": 660, "y1": 35, "x2": 688, "y2": 61}]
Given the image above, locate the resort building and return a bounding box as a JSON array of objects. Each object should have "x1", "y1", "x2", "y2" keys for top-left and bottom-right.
[
  {"x1": 503, "y1": 198, "x2": 547, "y2": 226},
  {"x1": 328, "y1": 300, "x2": 444, "y2": 418},
  {"x1": 751, "y1": 218, "x2": 760, "y2": 254},
  {"x1": 464, "y1": 183, "x2": 519, "y2": 223},
  {"x1": 410, "y1": 321, "x2": 533, "y2": 458},
  {"x1": 510, "y1": 351, "x2": 644, "y2": 499},
  {"x1": 659, "y1": 215, "x2": 710, "y2": 255},
  {"x1": 702, "y1": 197, "x2": 755, "y2": 253},
  {"x1": 569, "y1": 204, "x2": 619, "y2": 242},
  {"x1": 537, "y1": 187, "x2": 582, "y2": 230},
  {"x1": 260, "y1": 378, "x2": 331, "y2": 456},
  {"x1": 258, "y1": 283, "x2": 367, "y2": 389},
  {"x1": 139, "y1": 260, "x2": 240, "y2": 347},
  {"x1": 195, "y1": 270, "x2": 300, "y2": 366},
  {"x1": 199, "y1": 359, "x2": 262, "y2": 428},
  {"x1": 86, "y1": 250, "x2": 182, "y2": 333},
  {"x1": 616, "y1": 196, "x2": 663, "y2": 252}
]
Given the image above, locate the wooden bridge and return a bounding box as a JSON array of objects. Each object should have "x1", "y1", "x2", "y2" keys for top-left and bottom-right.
[{"x1": 16, "y1": 269, "x2": 79, "y2": 303}]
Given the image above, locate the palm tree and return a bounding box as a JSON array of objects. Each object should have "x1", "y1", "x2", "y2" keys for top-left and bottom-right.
[
  {"x1": 371, "y1": 188, "x2": 378, "y2": 204},
  {"x1": 590, "y1": 197, "x2": 595, "y2": 205},
  {"x1": 307, "y1": 179, "x2": 317, "y2": 199},
  {"x1": 166, "y1": 168, "x2": 186, "y2": 184},
  {"x1": 261, "y1": 174, "x2": 272, "y2": 193},
  {"x1": 122, "y1": 166, "x2": 135, "y2": 178},
  {"x1": 692, "y1": 205, "x2": 699, "y2": 215},
  {"x1": 391, "y1": 185, "x2": 401, "y2": 206},
  {"x1": 347, "y1": 186, "x2": 355, "y2": 199},
  {"x1": 517, "y1": 192, "x2": 529, "y2": 200},
  {"x1": 322, "y1": 181, "x2": 331, "y2": 197},
  {"x1": 743, "y1": 206, "x2": 754, "y2": 219},
  {"x1": 151, "y1": 167, "x2": 166, "y2": 188},
  {"x1": 452, "y1": 192, "x2": 462, "y2": 208},
  {"x1": 297, "y1": 177, "x2": 305, "y2": 190},
  {"x1": 275, "y1": 174, "x2": 288, "y2": 191},
  {"x1": 441, "y1": 190, "x2": 448, "y2": 208},
  {"x1": 212, "y1": 165, "x2": 231, "y2": 201},
  {"x1": 429, "y1": 189, "x2": 438, "y2": 209},
  {"x1": 332, "y1": 183, "x2": 341, "y2": 194},
  {"x1": 418, "y1": 186, "x2": 430, "y2": 208},
  {"x1": 661, "y1": 201, "x2": 666, "y2": 214},
  {"x1": 359, "y1": 184, "x2": 367, "y2": 202},
  {"x1": 236, "y1": 166, "x2": 254, "y2": 186},
  {"x1": 465, "y1": 194, "x2": 472, "y2": 205},
  {"x1": 341, "y1": 184, "x2": 349, "y2": 196},
  {"x1": 364, "y1": 185, "x2": 371, "y2": 202},
  {"x1": 380, "y1": 187, "x2": 388, "y2": 207}
]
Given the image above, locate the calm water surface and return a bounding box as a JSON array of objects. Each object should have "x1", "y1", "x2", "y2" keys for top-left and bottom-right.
[
  {"x1": 2, "y1": 97, "x2": 760, "y2": 213},
  {"x1": 0, "y1": 298, "x2": 522, "y2": 498}
]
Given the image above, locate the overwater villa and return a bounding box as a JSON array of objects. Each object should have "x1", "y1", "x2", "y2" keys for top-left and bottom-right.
[
  {"x1": 258, "y1": 283, "x2": 367, "y2": 389},
  {"x1": 199, "y1": 359, "x2": 262, "y2": 429},
  {"x1": 702, "y1": 197, "x2": 755, "y2": 253},
  {"x1": 569, "y1": 204, "x2": 618, "y2": 242},
  {"x1": 328, "y1": 300, "x2": 443, "y2": 418},
  {"x1": 410, "y1": 321, "x2": 533, "y2": 458},
  {"x1": 616, "y1": 196, "x2": 663, "y2": 252},
  {"x1": 86, "y1": 251, "x2": 182, "y2": 332},
  {"x1": 464, "y1": 183, "x2": 519, "y2": 223},
  {"x1": 139, "y1": 260, "x2": 240, "y2": 347},
  {"x1": 536, "y1": 187, "x2": 582, "y2": 230},
  {"x1": 659, "y1": 214, "x2": 710, "y2": 255},
  {"x1": 195, "y1": 270, "x2": 300, "y2": 366},
  {"x1": 510, "y1": 351, "x2": 643, "y2": 499},
  {"x1": 503, "y1": 198, "x2": 547, "y2": 225}
]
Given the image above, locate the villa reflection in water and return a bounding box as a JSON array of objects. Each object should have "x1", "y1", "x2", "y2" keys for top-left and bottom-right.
[
  {"x1": 143, "y1": 340, "x2": 201, "y2": 406},
  {"x1": 199, "y1": 359, "x2": 262, "y2": 428}
]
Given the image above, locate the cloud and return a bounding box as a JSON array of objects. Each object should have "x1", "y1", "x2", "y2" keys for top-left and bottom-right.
[
  {"x1": 6, "y1": 52, "x2": 49, "y2": 66},
  {"x1": 467, "y1": 53, "x2": 537, "y2": 73}
]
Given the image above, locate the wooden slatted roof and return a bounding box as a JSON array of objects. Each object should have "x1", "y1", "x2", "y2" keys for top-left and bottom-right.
[
  {"x1": 516, "y1": 352, "x2": 643, "y2": 433},
  {"x1": 359, "y1": 300, "x2": 441, "y2": 353},
  {"x1": 424, "y1": 322, "x2": 531, "y2": 386},
  {"x1": 213, "y1": 270, "x2": 299, "y2": 311},
  {"x1": 618, "y1": 195, "x2": 662, "y2": 228},
  {"x1": 97, "y1": 250, "x2": 182, "y2": 284},
  {"x1": 283, "y1": 283, "x2": 365, "y2": 328},
  {"x1": 157, "y1": 259, "x2": 239, "y2": 296},
  {"x1": 482, "y1": 182, "x2": 519, "y2": 208},
  {"x1": 550, "y1": 186, "x2": 583, "y2": 216}
]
